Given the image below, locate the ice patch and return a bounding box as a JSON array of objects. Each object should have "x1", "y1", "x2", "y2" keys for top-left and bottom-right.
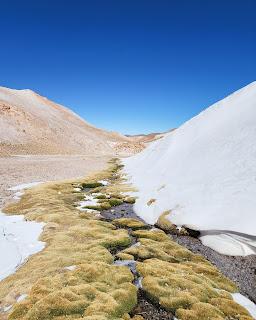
[
  {"x1": 16, "y1": 294, "x2": 28, "y2": 302},
  {"x1": 3, "y1": 305, "x2": 12, "y2": 312},
  {"x1": 9, "y1": 182, "x2": 42, "y2": 191},
  {"x1": 64, "y1": 265, "x2": 77, "y2": 271},
  {"x1": 0, "y1": 211, "x2": 45, "y2": 281},
  {"x1": 13, "y1": 191, "x2": 24, "y2": 200},
  {"x1": 9, "y1": 182, "x2": 43, "y2": 201},
  {"x1": 77, "y1": 196, "x2": 98, "y2": 210},
  {"x1": 232, "y1": 293, "x2": 256, "y2": 318},
  {"x1": 73, "y1": 187, "x2": 81, "y2": 192},
  {"x1": 98, "y1": 180, "x2": 109, "y2": 186},
  {"x1": 134, "y1": 276, "x2": 143, "y2": 288}
]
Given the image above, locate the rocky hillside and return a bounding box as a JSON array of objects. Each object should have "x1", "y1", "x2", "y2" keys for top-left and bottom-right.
[
  {"x1": 126, "y1": 130, "x2": 173, "y2": 144},
  {"x1": 0, "y1": 86, "x2": 143, "y2": 156}
]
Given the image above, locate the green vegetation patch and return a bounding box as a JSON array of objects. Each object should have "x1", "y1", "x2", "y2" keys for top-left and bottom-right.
[
  {"x1": 123, "y1": 197, "x2": 136, "y2": 204},
  {"x1": 95, "y1": 194, "x2": 108, "y2": 199},
  {"x1": 2, "y1": 159, "x2": 250, "y2": 320},
  {"x1": 117, "y1": 229, "x2": 252, "y2": 320},
  {"x1": 81, "y1": 182, "x2": 103, "y2": 189},
  {"x1": 155, "y1": 211, "x2": 178, "y2": 233},
  {"x1": 116, "y1": 252, "x2": 135, "y2": 261},
  {"x1": 113, "y1": 218, "x2": 147, "y2": 230},
  {"x1": 83, "y1": 202, "x2": 112, "y2": 211},
  {"x1": 9, "y1": 262, "x2": 137, "y2": 320},
  {"x1": 109, "y1": 198, "x2": 124, "y2": 206},
  {"x1": 0, "y1": 159, "x2": 138, "y2": 320}
]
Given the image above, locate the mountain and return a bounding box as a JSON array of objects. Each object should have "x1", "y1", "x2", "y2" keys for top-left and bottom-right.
[
  {"x1": 124, "y1": 82, "x2": 256, "y2": 256},
  {"x1": 0, "y1": 86, "x2": 143, "y2": 156},
  {"x1": 125, "y1": 129, "x2": 174, "y2": 144}
]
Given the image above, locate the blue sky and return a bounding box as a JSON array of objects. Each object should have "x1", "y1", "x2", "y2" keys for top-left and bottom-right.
[{"x1": 0, "y1": 1, "x2": 255, "y2": 134}]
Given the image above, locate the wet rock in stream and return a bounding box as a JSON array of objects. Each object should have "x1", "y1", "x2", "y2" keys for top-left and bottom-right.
[{"x1": 101, "y1": 202, "x2": 145, "y2": 221}]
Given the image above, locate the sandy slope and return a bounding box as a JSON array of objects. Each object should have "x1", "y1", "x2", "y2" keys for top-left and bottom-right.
[
  {"x1": 124, "y1": 82, "x2": 256, "y2": 256},
  {"x1": 0, "y1": 86, "x2": 143, "y2": 156}
]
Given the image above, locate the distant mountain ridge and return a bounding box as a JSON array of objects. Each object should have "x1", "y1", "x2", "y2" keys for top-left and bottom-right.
[
  {"x1": 125, "y1": 129, "x2": 174, "y2": 144},
  {"x1": 0, "y1": 86, "x2": 143, "y2": 156}
]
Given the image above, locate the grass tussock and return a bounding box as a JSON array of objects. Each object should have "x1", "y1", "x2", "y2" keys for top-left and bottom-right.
[
  {"x1": 109, "y1": 199, "x2": 124, "y2": 206},
  {"x1": 155, "y1": 211, "x2": 178, "y2": 233},
  {"x1": 1, "y1": 158, "x2": 251, "y2": 320},
  {"x1": 147, "y1": 198, "x2": 156, "y2": 206},
  {"x1": 113, "y1": 218, "x2": 146, "y2": 230},
  {"x1": 0, "y1": 159, "x2": 137, "y2": 320},
  {"x1": 123, "y1": 197, "x2": 136, "y2": 204},
  {"x1": 81, "y1": 182, "x2": 103, "y2": 189},
  {"x1": 118, "y1": 229, "x2": 252, "y2": 320},
  {"x1": 9, "y1": 262, "x2": 137, "y2": 320}
]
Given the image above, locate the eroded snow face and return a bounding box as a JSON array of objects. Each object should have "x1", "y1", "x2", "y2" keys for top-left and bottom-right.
[
  {"x1": 124, "y1": 82, "x2": 256, "y2": 256},
  {"x1": 0, "y1": 212, "x2": 45, "y2": 281},
  {"x1": 200, "y1": 232, "x2": 256, "y2": 256}
]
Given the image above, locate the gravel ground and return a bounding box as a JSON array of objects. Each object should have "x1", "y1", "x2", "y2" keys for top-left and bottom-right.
[
  {"x1": 131, "y1": 290, "x2": 174, "y2": 320},
  {"x1": 0, "y1": 155, "x2": 110, "y2": 208},
  {"x1": 102, "y1": 202, "x2": 256, "y2": 305}
]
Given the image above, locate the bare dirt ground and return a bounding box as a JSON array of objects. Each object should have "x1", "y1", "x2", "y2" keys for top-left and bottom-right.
[{"x1": 0, "y1": 155, "x2": 110, "y2": 208}]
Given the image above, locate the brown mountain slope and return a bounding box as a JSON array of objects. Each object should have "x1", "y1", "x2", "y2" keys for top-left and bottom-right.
[
  {"x1": 0, "y1": 87, "x2": 144, "y2": 156},
  {"x1": 126, "y1": 129, "x2": 175, "y2": 144}
]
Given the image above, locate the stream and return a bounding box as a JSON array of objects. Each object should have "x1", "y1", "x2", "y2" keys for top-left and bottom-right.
[{"x1": 100, "y1": 201, "x2": 256, "y2": 317}]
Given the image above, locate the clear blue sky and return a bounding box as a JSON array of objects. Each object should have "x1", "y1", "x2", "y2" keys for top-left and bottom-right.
[{"x1": 0, "y1": 1, "x2": 255, "y2": 134}]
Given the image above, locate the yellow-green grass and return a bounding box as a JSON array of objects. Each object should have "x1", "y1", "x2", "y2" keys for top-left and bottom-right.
[
  {"x1": 0, "y1": 159, "x2": 252, "y2": 320},
  {"x1": 123, "y1": 197, "x2": 136, "y2": 204},
  {"x1": 118, "y1": 229, "x2": 253, "y2": 320},
  {"x1": 0, "y1": 160, "x2": 138, "y2": 320},
  {"x1": 156, "y1": 211, "x2": 178, "y2": 233},
  {"x1": 156, "y1": 211, "x2": 189, "y2": 235},
  {"x1": 112, "y1": 218, "x2": 146, "y2": 230}
]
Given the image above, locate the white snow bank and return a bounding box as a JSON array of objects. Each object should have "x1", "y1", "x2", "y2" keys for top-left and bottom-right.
[
  {"x1": 124, "y1": 82, "x2": 256, "y2": 256},
  {"x1": 0, "y1": 211, "x2": 45, "y2": 281}
]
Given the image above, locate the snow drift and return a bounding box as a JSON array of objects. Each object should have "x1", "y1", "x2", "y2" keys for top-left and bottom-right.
[
  {"x1": 124, "y1": 82, "x2": 256, "y2": 256},
  {"x1": 0, "y1": 182, "x2": 45, "y2": 281},
  {"x1": 0, "y1": 212, "x2": 45, "y2": 281}
]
